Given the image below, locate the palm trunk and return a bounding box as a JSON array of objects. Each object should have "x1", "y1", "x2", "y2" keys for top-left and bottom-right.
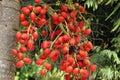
[{"x1": 0, "y1": 0, "x2": 20, "y2": 80}]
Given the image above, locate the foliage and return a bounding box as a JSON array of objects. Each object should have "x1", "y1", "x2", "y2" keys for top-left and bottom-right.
[
  {"x1": 90, "y1": 47, "x2": 120, "y2": 80},
  {"x1": 15, "y1": 62, "x2": 65, "y2": 80}
]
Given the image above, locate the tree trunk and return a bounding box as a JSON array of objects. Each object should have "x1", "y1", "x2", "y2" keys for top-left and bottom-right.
[{"x1": 0, "y1": 0, "x2": 20, "y2": 80}]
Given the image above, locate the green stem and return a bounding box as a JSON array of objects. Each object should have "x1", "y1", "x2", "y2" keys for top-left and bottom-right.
[
  {"x1": 78, "y1": 12, "x2": 86, "y2": 21},
  {"x1": 50, "y1": 31, "x2": 63, "y2": 49},
  {"x1": 59, "y1": 23, "x2": 68, "y2": 35},
  {"x1": 65, "y1": 21, "x2": 70, "y2": 34}
]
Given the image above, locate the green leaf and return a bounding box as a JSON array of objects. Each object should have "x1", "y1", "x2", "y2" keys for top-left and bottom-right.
[
  {"x1": 100, "y1": 50, "x2": 120, "y2": 64},
  {"x1": 105, "y1": 0, "x2": 118, "y2": 5},
  {"x1": 105, "y1": 2, "x2": 120, "y2": 20},
  {"x1": 111, "y1": 18, "x2": 120, "y2": 32},
  {"x1": 92, "y1": 46, "x2": 101, "y2": 53},
  {"x1": 99, "y1": 67, "x2": 113, "y2": 80},
  {"x1": 84, "y1": 0, "x2": 98, "y2": 10}
]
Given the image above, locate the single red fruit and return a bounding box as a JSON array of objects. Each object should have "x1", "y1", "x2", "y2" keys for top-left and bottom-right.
[
  {"x1": 49, "y1": 50, "x2": 60, "y2": 61},
  {"x1": 62, "y1": 46, "x2": 69, "y2": 54},
  {"x1": 40, "y1": 69, "x2": 46, "y2": 76},
  {"x1": 55, "y1": 30, "x2": 61, "y2": 35},
  {"x1": 21, "y1": 7, "x2": 30, "y2": 15},
  {"x1": 83, "y1": 28, "x2": 91, "y2": 36},
  {"x1": 41, "y1": 30, "x2": 47, "y2": 36},
  {"x1": 79, "y1": 50, "x2": 88, "y2": 58},
  {"x1": 67, "y1": 18, "x2": 73, "y2": 23},
  {"x1": 16, "y1": 60, "x2": 24, "y2": 68},
  {"x1": 84, "y1": 59, "x2": 91, "y2": 66},
  {"x1": 53, "y1": 20, "x2": 59, "y2": 25},
  {"x1": 27, "y1": 5, "x2": 33, "y2": 11},
  {"x1": 52, "y1": 13, "x2": 59, "y2": 21},
  {"x1": 49, "y1": 50, "x2": 56, "y2": 59},
  {"x1": 87, "y1": 42, "x2": 93, "y2": 51},
  {"x1": 17, "y1": 53, "x2": 24, "y2": 60},
  {"x1": 74, "y1": 2, "x2": 79, "y2": 7},
  {"x1": 60, "y1": 64, "x2": 66, "y2": 71},
  {"x1": 79, "y1": 6, "x2": 85, "y2": 13},
  {"x1": 38, "y1": 18, "x2": 47, "y2": 27},
  {"x1": 36, "y1": 59, "x2": 43, "y2": 65},
  {"x1": 18, "y1": 39, "x2": 25, "y2": 44},
  {"x1": 68, "y1": 56, "x2": 75, "y2": 64},
  {"x1": 75, "y1": 27, "x2": 81, "y2": 33},
  {"x1": 39, "y1": 55, "x2": 47, "y2": 60},
  {"x1": 51, "y1": 56, "x2": 58, "y2": 62},
  {"x1": 44, "y1": 48, "x2": 51, "y2": 56},
  {"x1": 44, "y1": 63, "x2": 52, "y2": 70},
  {"x1": 68, "y1": 24, "x2": 75, "y2": 32},
  {"x1": 11, "y1": 49, "x2": 18, "y2": 56},
  {"x1": 58, "y1": 16, "x2": 65, "y2": 23},
  {"x1": 65, "y1": 66, "x2": 73, "y2": 73},
  {"x1": 70, "y1": 10, "x2": 77, "y2": 18},
  {"x1": 21, "y1": 33, "x2": 29, "y2": 40},
  {"x1": 57, "y1": 36, "x2": 63, "y2": 43},
  {"x1": 41, "y1": 41, "x2": 50, "y2": 49},
  {"x1": 64, "y1": 74, "x2": 71, "y2": 80},
  {"x1": 21, "y1": 20, "x2": 29, "y2": 27},
  {"x1": 69, "y1": 38, "x2": 76, "y2": 46},
  {"x1": 19, "y1": 13, "x2": 26, "y2": 21},
  {"x1": 16, "y1": 32, "x2": 21, "y2": 40},
  {"x1": 78, "y1": 61, "x2": 84, "y2": 68},
  {"x1": 34, "y1": 6, "x2": 41, "y2": 13},
  {"x1": 83, "y1": 42, "x2": 93, "y2": 51},
  {"x1": 79, "y1": 21, "x2": 85, "y2": 28},
  {"x1": 35, "y1": 0, "x2": 40, "y2": 4},
  {"x1": 27, "y1": 39, "x2": 34, "y2": 50},
  {"x1": 49, "y1": 32, "x2": 56, "y2": 39},
  {"x1": 60, "y1": 5, "x2": 68, "y2": 12},
  {"x1": 29, "y1": 44, "x2": 34, "y2": 51},
  {"x1": 61, "y1": 11, "x2": 68, "y2": 18},
  {"x1": 75, "y1": 36, "x2": 81, "y2": 43},
  {"x1": 30, "y1": 12, "x2": 37, "y2": 21},
  {"x1": 80, "y1": 69, "x2": 89, "y2": 78},
  {"x1": 40, "y1": 8, "x2": 46, "y2": 15},
  {"x1": 78, "y1": 45, "x2": 85, "y2": 51},
  {"x1": 20, "y1": 46, "x2": 27, "y2": 53},
  {"x1": 76, "y1": 54, "x2": 82, "y2": 61},
  {"x1": 72, "y1": 68, "x2": 79, "y2": 75},
  {"x1": 55, "y1": 40, "x2": 60, "y2": 45},
  {"x1": 90, "y1": 65, "x2": 97, "y2": 72},
  {"x1": 63, "y1": 35, "x2": 71, "y2": 42},
  {"x1": 24, "y1": 57, "x2": 32, "y2": 64},
  {"x1": 33, "y1": 31, "x2": 38, "y2": 41},
  {"x1": 40, "y1": 14, "x2": 46, "y2": 19},
  {"x1": 54, "y1": 44, "x2": 62, "y2": 50}
]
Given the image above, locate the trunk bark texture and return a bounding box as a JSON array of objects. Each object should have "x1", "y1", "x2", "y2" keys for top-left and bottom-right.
[{"x1": 0, "y1": 0, "x2": 20, "y2": 80}]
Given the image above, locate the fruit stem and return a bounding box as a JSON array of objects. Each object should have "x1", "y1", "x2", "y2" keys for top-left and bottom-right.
[
  {"x1": 27, "y1": 23, "x2": 32, "y2": 35},
  {"x1": 73, "y1": 52, "x2": 79, "y2": 68},
  {"x1": 65, "y1": 21, "x2": 70, "y2": 34},
  {"x1": 78, "y1": 12, "x2": 86, "y2": 21},
  {"x1": 50, "y1": 31, "x2": 63, "y2": 49},
  {"x1": 59, "y1": 23, "x2": 69, "y2": 35}
]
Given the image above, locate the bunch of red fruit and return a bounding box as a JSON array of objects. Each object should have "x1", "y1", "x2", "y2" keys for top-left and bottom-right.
[{"x1": 11, "y1": 0, "x2": 96, "y2": 80}]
